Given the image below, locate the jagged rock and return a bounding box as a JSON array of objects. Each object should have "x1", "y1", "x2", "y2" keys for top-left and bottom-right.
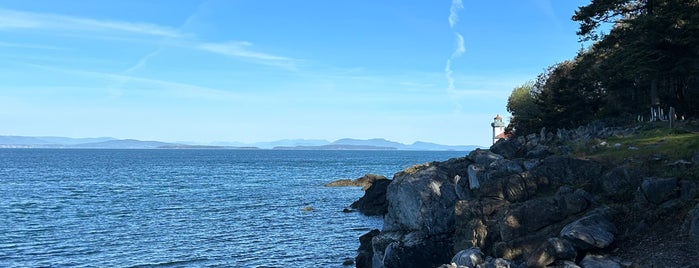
[
  {"x1": 526, "y1": 144, "x2": 551, "y2": 159},
  {"x1": 469, "y1": 149, "x2": 504, "y2": 166},
  {"x1": 356, "y1": 229, "x2": 379, "y2": 268},
  {"x1": 639, "y1": 177, "x2": 678, "y2": 205},
  {"x1": 351, "y1": 178, "x2": 391, "y2": 216},
  {"x1": 373, "y1": 161, "x2": 461, "y2": 268},
  {"x1": 373, "y1": 231, "x2": 453, "y2": 268},
  {"x1": 490, "y1": 139, "x2": 519, "y2": 159},
  {"x1": 599, "y1": 167, "x2": 640, "y2": 202},
  {"x1": 560, "y1": 209, "x2": 616, "y2": 251},
  {"x1": 579, "y1": 254, "x2": 622, "y2": 268},
  {"x1": 683, "y1": 203, "x2": 699, "y2": 242},
  {"x1": 383, "y1": 164, "x2": 458, "y2": 233},
  {"x1": 555, "y1": 187, "x2": 594, "y2": 216},
  {"x1": 451, "y1": 247, "x2": 485, "y2": 267},
  {"x1": 527, "y1": 237, "x2": 577, "y2": 268},
  {"x1": 499, "y1": 198, "x2": 566, "y2": 242},
  {"x1": 490, "y1": 159, "x2": 524, "y2": 174}
]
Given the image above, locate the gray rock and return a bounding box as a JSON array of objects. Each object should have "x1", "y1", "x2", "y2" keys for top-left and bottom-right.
[
  {"x1": 490, "y1": 159, "x2": 524, "y2": 174},
  {"x1": 560, "y1": 210, "x2": 616, "y2": 251},
  {"x1": 527, "y1": 237, "x2": 577, "y2": 267},
  {"x1": 640, "y1": 177, "x2": 678, "y2": 205},
  {"x1": 683, "y1": 203, "x2": 699, "y2": 242},
  {"x1": 451, "y1": 247, "x2": 484, "y2": 267},
  {"x1": 490, "y1": 138, "x2": 519, "y2": 159},
  {"x1": 383, "y1": 164, "x2": 457, "y2": 233},
  {"x1": 469, "y1": 149, "x2": 504, "y2": 166},
  {"x1": 500, "y1": 198, "x2": 565, "y2": 242},
  {"x1": 351, "y1": 178, "x2": 391, "y2": 216},
  {"x1": 526, "y1": 144, "x2": 551, "y2": 159},
  {"x1": 556, "y1": 187, "x2": 593, "y2": 216},
  {"x1": 600, "y1": 167, "x2": 639, "y2": 202},
  {"x1": 680, "y1": 180, "x2": 699, "y2": 201},
  {"x1": 523, "y1": 159, "x2": 541, "y2": 171},
  {"x1": 550, "y1": 260, "x2": 582, "y2": 268},
  {"x1": 579, "y1": 254, "x2": 621, "y2": 268},
  {"x1": 356, "y1": 229, "x2": 380, "y2": 268},
  {"x1": 468, "y1": 165, "x2": 484, "y2": 190}
]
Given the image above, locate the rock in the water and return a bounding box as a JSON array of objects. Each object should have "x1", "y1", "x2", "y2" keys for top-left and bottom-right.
[
  {"x1": 560, "y1": 209, "x2": 616, "y2": 251},
  {"x1": 579, "y1": 254, "x2": 621, "y2": 268},
  {"x1": 451, "y1": 247, "x2": 485, "y2": 267},
  {"x1": 683, "y1": 203, "x2": 699, "y2": 242},
  {"x1": 640, "y1": 177, "x2": 678, "y2": 205},
  {"x1": 325, "y1": 173, "x2": 388, "y2": 190},
  {"x1": 351, "y1": 178, "x2": 391, "y2": 216}
]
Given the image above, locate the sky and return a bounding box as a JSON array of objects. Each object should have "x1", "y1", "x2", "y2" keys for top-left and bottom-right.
[{"x1": 0, "y1": 0, "x2": 591, "y2": 146}]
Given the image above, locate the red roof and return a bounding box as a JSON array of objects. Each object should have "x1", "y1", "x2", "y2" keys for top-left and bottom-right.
[
  {"x1": 495, "y1": 132, "x2": 508, "y2": 139},
  {"x1": 494, "y1": 114, "x2": 502, "y2": 120}
]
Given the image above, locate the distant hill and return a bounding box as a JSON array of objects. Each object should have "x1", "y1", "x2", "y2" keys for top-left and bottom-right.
[
  {"x1": 71, "y1": 139, "x2": 177, "y2": 149},
  {"x1": 0, "y1": 135, "x2": 481, "y2": 151}
]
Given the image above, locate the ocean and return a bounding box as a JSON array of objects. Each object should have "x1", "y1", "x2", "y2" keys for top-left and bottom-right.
[{"x1": 0, "y1": 149, "x2": 468, "y2": 267}]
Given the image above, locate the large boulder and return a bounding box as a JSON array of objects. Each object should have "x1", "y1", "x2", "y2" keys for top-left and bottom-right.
[
  {"x1": 639, "y1": 177, "x2": 678, "y2": 205},
  {"x1": 372, "y1": 161, "x2": 464, "y2": 268},
  {"x1": 560, "y1": 209, "x2": 616, "y2": 251},
  {"x1": 382, "y1": 163, "x2": 459, "y2": 234}
]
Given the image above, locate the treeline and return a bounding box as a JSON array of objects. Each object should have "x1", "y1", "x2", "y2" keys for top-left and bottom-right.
[{"x1": 507, "y1": 0, "x2": 699, "y2": 135}]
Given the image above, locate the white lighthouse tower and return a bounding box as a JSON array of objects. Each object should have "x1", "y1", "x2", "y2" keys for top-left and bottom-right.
[{"x1": 491, "y1": 114, "x2": 505, "y2": 144}]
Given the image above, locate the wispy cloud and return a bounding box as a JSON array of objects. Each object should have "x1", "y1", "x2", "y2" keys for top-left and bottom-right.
[
  {"x1": 452, "y1": 33, "x2": 465, "y2": 58},
  {"x1": 0, "y1": 8, "x2": 181, "y2": 37},
  {"x1": 448, "y1": 0, "x2": 464, "y2": 28},
  {"x1": 199, "y1": 41, "x2": 300, "y2": 70},
  {"x1": 0, "y1": 41, "x2": 64, "y2": 50},
  {"x1": 0, "y1": 7, "x2": 302, "y2": 72},
  {"x1": 445, "y1": 0, "x2": 466, "y2": 110}
]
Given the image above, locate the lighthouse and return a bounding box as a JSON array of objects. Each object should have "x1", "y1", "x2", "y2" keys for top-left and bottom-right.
[{"x1": 491, "y1": 114, "x2": 505, "y2": 144}]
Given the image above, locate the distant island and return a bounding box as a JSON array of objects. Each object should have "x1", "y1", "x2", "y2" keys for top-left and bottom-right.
[{"x1": 0, "y1": 135, "x2": 481, "y2": 151}]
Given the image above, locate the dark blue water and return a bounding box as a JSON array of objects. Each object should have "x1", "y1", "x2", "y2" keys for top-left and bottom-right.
[{"x1": 0, "y1": 149, "x2": 467, "y2": 267}]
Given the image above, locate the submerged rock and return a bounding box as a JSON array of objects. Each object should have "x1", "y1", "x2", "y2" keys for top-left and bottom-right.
[{"x1": 325, "y1": 173, "x2": 388, "y2": 190}]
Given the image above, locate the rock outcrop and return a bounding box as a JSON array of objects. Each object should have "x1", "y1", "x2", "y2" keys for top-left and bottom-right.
[
  {"x1": 326, "y1": 173, "x2": 388, "y2": 190},
  {"x1": 351, "y1": 178, "x2": 391, "y2": 216},
  {"x1": 354, "y1": 124, "x2": 699, "y2": 268}
]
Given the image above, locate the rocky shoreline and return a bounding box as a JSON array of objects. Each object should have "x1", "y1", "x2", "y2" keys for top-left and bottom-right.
[{"x1": 347, "y1": 125, "x2": 699, "y2": 268}]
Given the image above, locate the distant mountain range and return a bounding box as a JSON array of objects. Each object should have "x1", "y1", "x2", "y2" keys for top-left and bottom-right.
[{"x1": 0, "y1": 135, "x2": 481, "y2": 151}]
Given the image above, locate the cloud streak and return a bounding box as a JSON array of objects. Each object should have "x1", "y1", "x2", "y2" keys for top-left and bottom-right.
[
  {"x1": 199, "y1": 41, "x2": 299, "y2": 70},
  {"x1": 448, "y1": 0, "x2": 464, "y2": 28},
  {"x1": 445, "y1": 0, "x2": 466, "y2": 110},
  {"x1": 0, "y1": 8, "x2": 181, "y2": 37},
  {"x1": 0, "y1": 8, "x2": 300, "y2": 71}
]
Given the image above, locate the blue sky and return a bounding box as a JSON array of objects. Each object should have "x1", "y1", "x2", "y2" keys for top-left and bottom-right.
[{"x1": 0, "y1": 0, "x2": 590, "y2": 146}]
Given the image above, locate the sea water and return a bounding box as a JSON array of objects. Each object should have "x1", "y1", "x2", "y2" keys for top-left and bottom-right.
[{"x1": 0, "y1": 149, "x2": 467, "y2": 267}]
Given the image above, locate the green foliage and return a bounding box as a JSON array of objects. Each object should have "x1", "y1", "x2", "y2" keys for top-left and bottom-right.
[
  {"x1": 506, "y1": 81, "x2": 541, "y2": 134},
  {"x1": 508, "y1": 0, "x2": 699, "y2": 135}
]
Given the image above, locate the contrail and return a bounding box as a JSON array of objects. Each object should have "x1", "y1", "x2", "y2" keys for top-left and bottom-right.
[
  {"x1": 449, "y1": 0, "x2": 463, "y2": 28},
  {"x1": 446, "y1": 0, "x2": 465, "y2": 97}
]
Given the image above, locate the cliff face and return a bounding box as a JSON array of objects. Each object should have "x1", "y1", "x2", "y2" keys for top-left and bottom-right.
[{"x1": 358, "y1": 126, "x2": 699, "y2": 268}]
